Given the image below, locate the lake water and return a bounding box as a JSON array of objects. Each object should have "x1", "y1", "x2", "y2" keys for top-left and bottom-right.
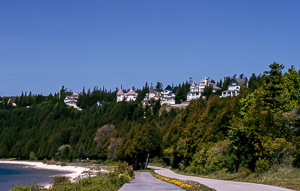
[{"x1": 0, "y1": 164, "x2": 66, "y2": 191}]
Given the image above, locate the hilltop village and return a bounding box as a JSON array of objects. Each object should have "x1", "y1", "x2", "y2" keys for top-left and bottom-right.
[{"x1": 61, "y1": 76, "x2": 247, "y2": 110}]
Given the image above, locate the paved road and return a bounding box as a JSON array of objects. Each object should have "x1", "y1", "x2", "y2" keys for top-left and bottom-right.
[
  {"x1": 149, "y1": 166, "x2": 294, "y2": 191},
  {"x1": 119, "y1": 172, "x2": 184, "y2": 191}
]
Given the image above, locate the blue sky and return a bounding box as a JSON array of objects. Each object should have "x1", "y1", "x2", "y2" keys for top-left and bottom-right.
[{"x1": 0, "y1": 0, "x2": 299, "y2": 96}]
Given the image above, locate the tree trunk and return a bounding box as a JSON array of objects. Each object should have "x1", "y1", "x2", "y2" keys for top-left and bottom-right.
[
  {"x1": 144, "y1": 152, "x2": 150, "y2": 169},
  {"x1": 134, "y1": 158, "x2": 138, "y2": 170}
]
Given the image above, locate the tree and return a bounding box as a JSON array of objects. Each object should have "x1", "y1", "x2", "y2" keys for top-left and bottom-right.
[
  {"x1": 202, "y1": 85, "x2": 213, "y2": 100},
  {"x1": 262, "y1": 62, "x2": 285, "y2": 111},
  {"x1": 155, "y1": 82, "x2": 163, "y2": 92}
]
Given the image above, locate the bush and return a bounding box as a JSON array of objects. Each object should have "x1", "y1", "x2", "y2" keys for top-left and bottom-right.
[
  {"x1": 29, "y1": 152, "x2": 37, "y2": 160},
  {"x1": 262, "y1": 138, "x2": 295, "y2": 166},
  {"x1": 187, "y1": 145, "x2": 226, "y2": 175},
  {"x1": 11, "y1": 186, "x2": 31, "y2": 191},
  {"x1": 255, "y1": 158, "x2": 271, "y2": 173},
  {"x1": 162, "y1": 147, "x2": 173, "y2": 166},
  {"x1": 11, "y1": 184, "x2": 41, "y2": 191},
  {"x1": 42, "y1": 158, "x2": 48, "y2": 164},
  {"x1": 292, "y1": 137, "x2": 300, "y2": 168},
  {"x1": 109, "y1": 162, "x2": 134, "y2": 187},
  {"x1": 52, "y1": 176, "x2": 71, "y2": 186}
]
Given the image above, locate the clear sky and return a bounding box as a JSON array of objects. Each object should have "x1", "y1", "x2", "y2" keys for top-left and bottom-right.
[{"x1": 0, "y1": 0, "x2": 299, "y2": 96}]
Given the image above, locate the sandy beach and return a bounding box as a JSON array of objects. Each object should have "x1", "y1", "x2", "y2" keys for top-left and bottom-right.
[{"x1": 0, "y1": 160, "x2": 92, "y2": 189}]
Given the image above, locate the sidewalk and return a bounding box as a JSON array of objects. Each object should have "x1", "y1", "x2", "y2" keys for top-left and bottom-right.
[{"x1": 119, "y1": 172, "x2": 184, "y2": 191}]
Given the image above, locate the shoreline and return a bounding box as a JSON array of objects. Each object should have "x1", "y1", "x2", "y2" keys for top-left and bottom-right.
[{"x1": 0, "y1": 159, "x2": 91, "y2": 189}]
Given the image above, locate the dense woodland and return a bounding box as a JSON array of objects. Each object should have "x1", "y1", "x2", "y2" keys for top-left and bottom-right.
[{"x1": 0, "y1": 62, "x2": 299, "y2": 174}]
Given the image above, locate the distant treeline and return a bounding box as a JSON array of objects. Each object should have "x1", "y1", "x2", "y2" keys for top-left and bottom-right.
[{"x1": 0, "y1": 62, "x2": 299, "y2": 173}]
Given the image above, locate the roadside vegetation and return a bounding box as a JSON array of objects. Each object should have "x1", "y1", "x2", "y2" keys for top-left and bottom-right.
[
  {"x1": 152, "y1": 172, "x2": 215, "y2": 191},
  {"x1": 166, "y1": 165, "x2": 300, "y2": 191},
  {"x1": 1, "y1": 62, "x2": 299, "y2": 190},
  {"x1": 11, "y1": 162, "x2": 134, "y2": 191}
]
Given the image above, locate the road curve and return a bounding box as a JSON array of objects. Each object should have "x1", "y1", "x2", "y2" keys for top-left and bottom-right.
[
  {"x1": 119, "y1": 172, "x2": 184, "y2": 191},
  {"x1": 149, "y1": 166, "x2": 294, "y2": 191}
]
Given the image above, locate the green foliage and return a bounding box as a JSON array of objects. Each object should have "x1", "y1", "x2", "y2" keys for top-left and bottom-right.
[
  {"x1": 29, "y1": 152, "x2": 37, "y2": 160},
  {"x1": 162, "y1": 147, "x2": 173, "y2": 166},
  {"x1": 155, "y1": 82, "x2": 163, "y2": 92},
  {"x1": 187, "y1": 144, "x2": 226, "y2": 175},
  {"x1": 175, "y1": 82, "x2": 190, "y2": 104},
  {"x1": 52, "y1": 176, "x2": 71, "y2": 186},
  {"x1": 120, "y1": 122, "x2": 161, "y2": 169},
  {"x1": 1, "y1": 63, "x2": 299, "y2": 179},
  {"x1": 262, "y1": 138, "x2": 295, "y2": 166},
  {"x1": 202, "y1": 85, "x2": 213, "y2": 100},
  {"x1": 255, "y1": 158, "x2": 271, "y2": 173},
  {"x1": 11, "y1": 186, "x2": 31, "y2": 191},
  {"x1": 228, "y1": 63, "x2": 300, "y2": 171},
  {"x1": 108, "y1": 162, "x2": 134, "y2": 187},
  {"x1": 248, "y1": 73, "x2": 263, "y2": 91}
]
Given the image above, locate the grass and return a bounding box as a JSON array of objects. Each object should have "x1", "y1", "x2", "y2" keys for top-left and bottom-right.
[
  {"x1": 211, "y1": 167, "x2": 300, "y2": 191},
  {"x1": 171, "y1": 166, "x2": 300, "y2": 191}
]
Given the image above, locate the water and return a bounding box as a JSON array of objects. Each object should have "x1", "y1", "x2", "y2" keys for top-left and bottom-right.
[{"x1": 0, "y1": 164, "x2": 66, "y2": 191}]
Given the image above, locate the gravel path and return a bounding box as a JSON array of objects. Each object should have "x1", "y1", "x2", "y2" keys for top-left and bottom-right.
[
  {"x1": 119, "y1": 172, "x2": 184, "y2": 191},
  {"x1": 149, "y1": 166, "x2": 294, "y2": 191}
]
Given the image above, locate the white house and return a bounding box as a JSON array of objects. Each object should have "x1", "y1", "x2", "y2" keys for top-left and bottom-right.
[
  {"x1": 64, "y1": 93, "x2": 82, "y2": 111},
  {"x1": 126, "y1": 90, "x2": 139, "y2": 101},
  {"x1": 160, "y1": 86, "x2": 176, "y2": 105},
  {"x1": 187, "y1": 77, "x2": 221, "y2": 101},
  {"x1": 117, "y1": 88, "x2": 138, "y2": 102},
  {"x1": 221, "y1": 78, "x2": 246, "y2": 97},
  {"x1": 142, "y1": 85, "x2": 176, "y2": 105},
  {"x1": 117, "y1": 89, "x2": 125, "y2": 102}
]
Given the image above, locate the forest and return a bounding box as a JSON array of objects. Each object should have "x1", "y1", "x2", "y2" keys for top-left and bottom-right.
[{"x1": 0, "y1": 62, "x2": 299, "y2": 174}]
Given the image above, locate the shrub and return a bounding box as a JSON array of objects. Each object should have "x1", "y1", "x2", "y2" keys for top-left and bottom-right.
[
  {"x1": 29, "y1": 152, "x2": 37, "y2": 160},
  {"x1": 42, "y1": 158, "x2": 48, "y2": 164},
  {"x1": 11, "y1": 186, "x2": 31, "y2": 191},
  {"x1": 109, "y1": 162, "x2": 134, "y2": 187},
  {"x1": 262, "y1": 138, "x2": 295, "y2": 166},
  {"x1": 255, "y1": 158, "x2": 271, "y2": 173},
  {"x1": 187, "y1": 145, "x2": 226, "y2": 175},
  {"x1": 52, "y1": 176, "x2": 71, "y2": 186}
]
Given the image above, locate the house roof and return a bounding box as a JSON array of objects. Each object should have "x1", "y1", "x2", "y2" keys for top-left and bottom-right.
[
  {"x1": 117, "y1": 88, "x2": 124, "y2": 95},
  {"x1": 149, "y1": 86, "x2": 156, "y2": 94},
  {"x1": 236, "y1": 78, "x2": 246, "y2": 86},
  {"x1": 229, "y1": 78, "x2": 246, "y2": 87},
  {"x1": 164, "y1": 85, "x2": 172, "y2": 91},
  {"x1": 211, "y1": 83, "x2": 221, "y2": 90},
  {"x1": 127, "y1": 90, "x2": 136, "y2": 95},
  {"x1": 229, "y1": 79, "x2": 239, "y2": 86},
  {"x1": 124, "y1": 90, "x2": 138, "y2": 97},
  {"x1": 191, "y1": 81, "x2": 196, "y2": 87}
]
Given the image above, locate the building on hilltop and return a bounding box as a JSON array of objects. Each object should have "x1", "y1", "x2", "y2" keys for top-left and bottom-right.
[
  {"x1": 117, "y1": 88, "x2": 125, "y2": 102},
  {"x1": 142, "y1": 85, "x2": 161, "y2": 105},
  {"x1": 187, "y1": 77, "x2": 221, "y2": 101},
  {"x1": 142, "y1": 85, "x2": 176, "y2": 105},
  {"x1": 116, "y1": 88, "x2": 138, "y2": 102},
  {"x1": 221, "y1": 78, "x2": 247, "y2": 97},
  {"x1": 64, "y1": 93, "x2": 82, "y2": 111},
  {"x1": 160, "y1": 86, "x2": 176, "y2": 105}
]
